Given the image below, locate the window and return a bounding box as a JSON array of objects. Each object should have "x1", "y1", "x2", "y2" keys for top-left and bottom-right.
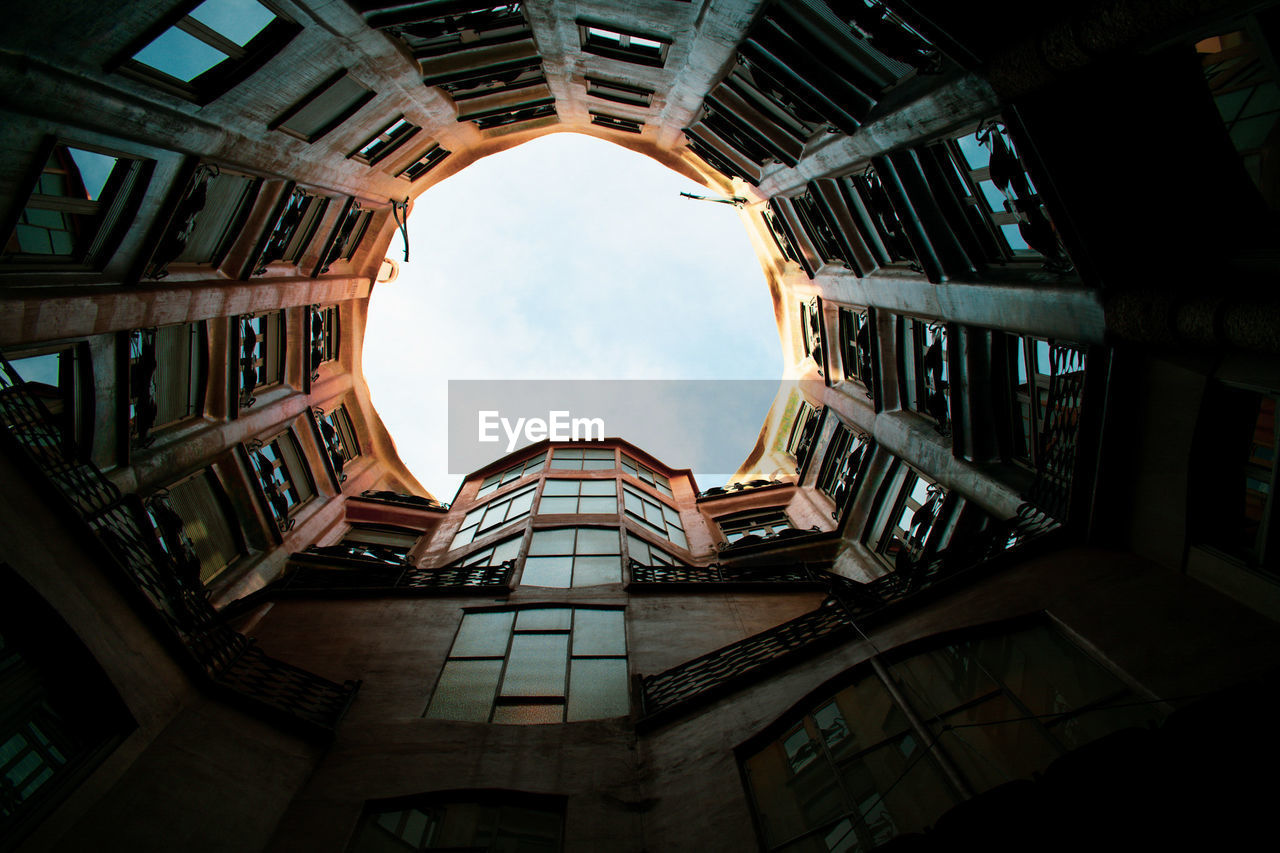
[
  {"x1": 318, "y1": 201, "x2": 373, "y2": 274},
  {"x1": 237, "y1": 311, "x2": 284, "y2": 408},
  {"x1": 272, "y1": 71, "x2": 375, "y2": 143},
  {"x1": 740, "y1": 622, "x2": 1162, "y2": 852},
  {"x1": 349, "y1": 116, "x2": 420, "y2": 165},
  {"x1": 0, "y1": 566, "x2": 132, "y2": 846},
  {"x1": 315, "y1": 404, "x2": 360, "y2": 482},
  {"x1": 522, "y1": 527, "x2": 622, "y2": 587},
  {"x1": 845, "y1": 167, "x2": 917, "y2": 267},
  {"x1": 457, "y1": 98, "x2": 557, "y2": 130},
  {"x1": 866, "y1": 461, "x2": 948, "y2": 566},
  {"x1": 717, "y1": 509, "x2": 793, "y2": 545},
  {"x1": 1003, "y1": 336, "x2": 1085, "y2": 472},
  {"x1": 578, "y1": 22, "x2": 670, "y2": 67},
  {"x1": 622, "y1": 486, "x2": 687, "y2": 550},
  {"x1": 621, "y1": 454, "x2": 673, "y2": 496},
  {"x1": 586, "y1": 76, "x2": 653, "y2": 108},
  {"x1": 340, "y1": 524, "x2": 419, "y2": 562},
  {"x1": 128, "y1": 323, "x2": 204, "y2": 447},
  {"x1": 396, "y1": 144, "x2": 452, "y2": 182},
  {"x1": 308, "y1": 304, "x2": 340, "y2": 378},
  {"x1": 365, "y1": 3, "x2": 532, "y2": 58},
  {"x1": 1198, "y1": 28, "x2": 1280, "y2": 207},
  {"x1": 476, "y1": 452, "x2": 547, "y2": 498},
  {"x1": 838, "y1": 307, "x2": 875, "y2": 394},
  {"x1": 450, "y1": 485, "x2": 536, "y2": 549},
  {"x1": 786, "y1": 399, "x2": 820, "y2": 469},
  {"x1": 425, "y1": 606, "x2": 628, "y2": 723},
  {"x1": 937, "y1": 122, "x2": 1073, "y2": 271},
  {"x1": 424, "y1": 58, "x2": 545, "y2": 102},
  {"x1": 627, "y1": 532, "x2": 678, "y2": 566},
  {"x1": 816, "y1": 424, "x2": 871, "y2": 508},
  {"x1": 6, "y1": 346, "x2": 87, "y2": 455},
  {"x1": 792, "y1": 192, "x2": 846, "y2": 267},
  {"x1": 800, "y1": 297, "x2": 823, "y2": 370},
  {"x1": 146, "y1": 469, "x2": 244, "y2": 585},
  {"x1": 590, "y1": 111, "x2": 643, "y2": 134},
  {"x1": 115, "y1": 0, "x2": 300, "y2": 104},
  {"x1": 248, "y1": 430, "x2": 315, "y2": 532},
  {"x1": 899, "y1": 316, "x2": 949, "y2": 435},
  {"x1": 348, "y1": 792, "x2": 565, "y2": 852},
  {"x1": 146, "y1": 164, "x2": 261, "y2": 278},
  {"x1": 252, "y1": 188, "x2": 329, "y2": 273},
  {"x1": 550, "y1": 447, "x2": 614, "y2": 470},
  {"x1": 3, "y1": 142, "x2": 150, "y2": 269},
  {"x1": 452, "y1": 534, "x2": 522, "y2": 568},
  {"x1": 538, "y1": 479, "x2": 617, "y2": 514}
]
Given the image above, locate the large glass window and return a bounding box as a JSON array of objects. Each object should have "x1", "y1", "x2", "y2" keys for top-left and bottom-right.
[
  {"x1": 425, "y1": 606, "x2": 628, "y2": 724},
  {"x1": 128, "y1": 323, "x2": 204, "y2": 447},
  {"x1": 7, "y1": 346, "x2": 88, "y2": 455},
  {"x1": 452, "y1": 535, "x2": 523, "y2": 568},
  {"x1": 348, "y1": 792, "x2": 565, "y2": 852},
  {"x1": 626, "y1": 533, "x2": 678, "y2": 567},
  {"x1": 248, "y1": 430, "x2": 315, "y2": 532},
  {"x1": 550, "y1": 447, "x2": 614, "y2": 470},
  {"x1": 717, "y1": 509, "x2": 793, "y2": 545},
  {"x1": 450, "y1": 485, "x2": 536, "y2": 549},
  {"x1": 620, "y1": 454, "x2": 673, "y2": 496},
  {"x1": 538, "y1": 479, "x2": 617, "y2": 515},
  {"x1": 866, "y1": 461, "x2": 948, "y2": 566},
  {"x1": 741, "y1": 622, "x2": 1163, "y2": 852},
  {"x1": 522, "y1": 527, "x2": 622, "y2": 587},
  {"x1": 476, "y1": 452, "x2": 547, "y2": 498},
  {"x1": 3, "y1": 142, "x2": 150, "y2": 269},
  {"x1": 117, "y1": 0, "x2": 300, "y2": 104},
  {"x1": 622, "y1": 486, "x2": 687, "y2": 549},
  {"x1": 577, "y1": 21, "x2": 669, "y2": 67},
  {"x1": 816, "y1": 424, "x2": 871, "y2": 508},
  {"x1": 253, "y1": 188, "x2": 329, "y2": 273},
  {"x1": 350, "y1": 115, "x2": 420, "y2": 165}
]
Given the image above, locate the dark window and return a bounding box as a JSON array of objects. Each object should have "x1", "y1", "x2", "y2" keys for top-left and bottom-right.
[
  {"x1": 786, "y1": 399, "x2": 821, "y2": 470},
  {"x1": 308, "y1": 304, "x2": 340, "y2": 378},
  {"x1": 248, "y1": 429, "x2": 315, "y2": 532},
  {"x1": 866, "y1": 460, "x2": 948, "y2": 567},
  {"x1": 838, "y1": 307, "x2": 875, "y2": 396},
  {"x1": 364, "y1": 2, "x2": 532, "y2": 59},
  {"x1": 717, "y1": 509, "x2": 794, "y2": 545},
  {"x1": 272, "y1": 71, "x2": 375, "y2": 143},
  {"x1": 586, "y1": 76, "x2": 654, "y2": 108},
  {"x1": 800, "y1": 297, "x2": 823, "y2": 371},
  {"x1": 3, "y1": 142, "x2": 150, "y2": 269},
  {"x1": 128, "y1": 323, "x2": 204, "y2": 447},
  {"x1": 425, "y1": 606, "x2": 627, "y2": 723},
  {"x1": 590, "y1": 111, "x2": 643, "y2": 134},
  {"x1": 424, "y1": 58, "x2": 544, "y2": 102},
  {"x1": 396, "y1": 144, "x2": 452, "y2": 181},
  {"x1": 899, "y1": 316, "x2": 950, "y2": 435},
  {"x1": 341, "y1": 524, "x2": 419, "y2": 562},
  {"x1": 0, "y1": 566, "x2": 132, "y2": 846},
  {"x1": 113, "y1": 0, "x2": 300, "y2": 104},
  {"x1": 578, "y1": 21, "x2": 670, "y2": 67},
  {"x1": 237, "y1": 311, "x2": 284, "y2": 408},
  {"x1": 146, "y1": 164, "x2": 261, "y2": 278},
  {"x1": 1198, "y1": 27, "x2": 1280, "y2": 208},
  {"x1": 816, "y1": 423, "x2": 871, "y2": 508},
  {"x1": 252, "y1": 187, "x2": 329, "y2": 274},
  {"x1": 146, "y1": 469, "x2": 244, "y2": 585},
  {"x1": 315, "y1": 404, "x2": 360, "y2": 483},
  {"x1": 318, "y1": 202, "x2": 373, "y2": 274},
  {"x1": 740, "y1": 621, "x2": 1162, "y2": 852},
  {"x1": 846, "y1": 167, "x2": 917, "y2": 266},
  {"x1": 6, "y1": 346, "x2": 88, "y2": 456},
  {"x1": 457, "y1": 98, "x2": 557, "y2": 130},
  {"x1": 523, "y1": 527, "x2": 623, "y2": 587},
  {"x1": 349, "y1": 116, "x2": 420, "y2": 165}
]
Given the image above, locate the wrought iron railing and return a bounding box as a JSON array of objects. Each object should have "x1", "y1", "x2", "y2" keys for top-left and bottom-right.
[
  {"x1": 628, "y1": 560, "x2": 822, "y2": 586},
  {"x1": 0, "y1": 353, "x2": 358, "y2": 734},
  {"x1": 637, "y1": 503, "x2": 1059, "y2": 727},
  {"x1": 275, "y1": 554, "x2": 513, "y2": 594},
  {"x1": 698, "y1": 478, "x2": 785, "y2": 499}
]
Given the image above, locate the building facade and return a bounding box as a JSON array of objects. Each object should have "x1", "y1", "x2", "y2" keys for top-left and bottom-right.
[{"x1": 2, "y1": 1, "x2": 1280, "y2": 851}]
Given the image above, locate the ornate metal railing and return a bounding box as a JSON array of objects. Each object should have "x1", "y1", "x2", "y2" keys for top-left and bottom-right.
[
  {"x1": 356, "y1": 489, "x2": 449, "y2": 511},
  {"x1": 275, "y1": 554, "x2": 513, "y2": 595},
  {"x1": 698, "y1": 478, "x2": 785, "y2": 499},
  {"x1": 1026, "y1": 344, "x2": 1088, "y2": 522},
  {"x1": 638, "y1": 503, "x2": 1059, "y2": 727},
  {"x1": 0, "y1": 353, "x2": 358, "y2": 734},
  {"x1": 628, "y1": 560, "x2": 822, "y2": 586}
]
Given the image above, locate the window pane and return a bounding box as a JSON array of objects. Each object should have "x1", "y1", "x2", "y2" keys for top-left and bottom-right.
[
  {"x1": 572, "y1": 609, "x2": 626, "y2": 655},
  {"x1": 133, "y1": 27, "x2": 227, "y2": 81},
  {"x1": 189, "y1": 0, "x2": 275, "y2": 46},
  {"x1": 567, "y1": 658, "x2": 629, "y2": 721},
  {"x1": 516, "y1": 608, "x2": 572, "y2": 631},
  {"x1": 491, "y1": 703, "x2": 564, "y2": 725},
  {"x1": 65, "y1": 148, "x2": 119, "y2": 201},
  {"x1": 578, "y1": 496, "x2": 617, "y2": 514},
  {"x1": 500, "y1": 634, "x2": 569, "y2": 697},
  {"x1": 539, "y1": 497, "x2": 577, "y2": 514},
  {"x1": 521, "y1": 556, "x2": 572, "y2": 587},
  {"x1": 451, "y1": 612, "x2": 514, "y2": 657},
  {"x1": 506, "y1": 488, "x2": 535, "y2": 517},
  {"x1": 572, "y1": 555, "x2": 621, "y2": 586},
  {"x1": 426, "y1": 660, "x2": 503, "y2": 722},
  {"x1": 581, "y1": 480, "x2": 615, "y2": 496},
  {"x1": 543, "y1": 479, "x2": 578, "y2": 496},
  {"x1": 576, "y1": 528, "x2": 619, "y2": 554},
  {"x1": 529, "y1": 528, "x2": 575, "y2": 555}
]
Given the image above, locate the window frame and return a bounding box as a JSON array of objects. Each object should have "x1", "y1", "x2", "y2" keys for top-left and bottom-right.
[
  {"x1": 450, "y1": 483, "x2": 537, "y2": 549},
  {"x1": 538, "y1": 478, "x2": 619, "y2": 516},
  {"x1": 622, "y1": 486, "x2": 687, "y2": 550},
  {"x1": 476, "y1": 451, "x2": 548, "y2": 499},
  {"x1": 521, "y1": 526, "x2": 624, "y2": 587},
  {"x1": 348, "y1": 115, "x2": 421, "y2": 166},
  {"x1": 270, "y1": 70, "x2": 376, "y2": 144},
  {"x1": 250, "y1": 186, "x2": 330, "y2": 274},
  {"x1": 395, "y1": 143, "x2": 452, "y2": 182},
  {"x1": 716, "y1": 509, "x2": 794, "y2": 545},
  {"x1": 126, "y1": 322, "x2": 206, "y2": 448},
  {"x1": 577, "y1": 21, "x2": 671, "y2": 67},
  {"x1": 235, "y1": 310, "x2": 285, "y2": 409},
  {"x1": 898, "y1": 316, "x2": 951, "y2": 436},
  {"x1": 110, "y1": 0, "x2": 302, "y2": 105},
  {"x1": 838, "y1": 307, "x2": 876, "y2": 397},
  {"x1": 146, "y1": 467, "x2": 246, "y2": 585},
  {"x1": 586, "y1": 75, "x2": 654, "y2": 108},
  {"x1": 247, "y1": 428, "x2": 316, "y2": 533},
  {"x1": 589, "y1": 111, "x2": 644, "y2": 134}
]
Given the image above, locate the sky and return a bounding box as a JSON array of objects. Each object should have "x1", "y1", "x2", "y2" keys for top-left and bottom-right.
[{"x1": 362, "y1": 132, "x2": 783, "y2": 502}]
